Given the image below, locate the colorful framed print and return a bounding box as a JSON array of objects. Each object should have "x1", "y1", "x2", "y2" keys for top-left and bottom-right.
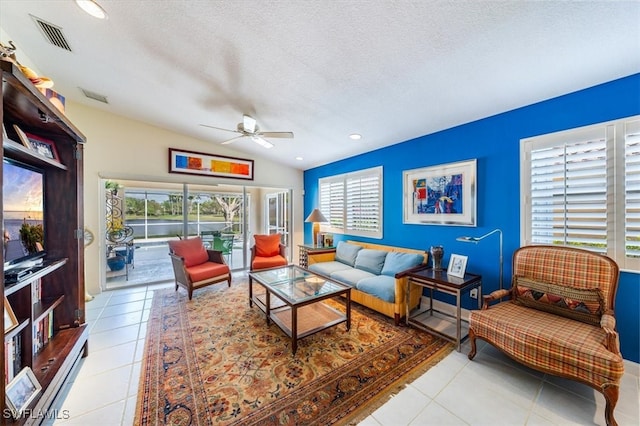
[
  {"x1": 14, "y1": 125, "x2": 60, "y2": 161},
  {"x1": 168, "y1": 148, "x2": 254, "y2": 180},
  {"x1": 403, "y1": 159, "x2": 477, "y2": 226},
  {"x1": 5, "y1": 367, "x2": 41, "y2": 418},
  {"x1": 447, "y1": 253, "x2": 468, "y2": 278}
]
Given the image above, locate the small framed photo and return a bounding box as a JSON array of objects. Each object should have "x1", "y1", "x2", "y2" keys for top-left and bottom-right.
[
  {"x1": 5, "y1": 367, "x2": 42, "y2": 418},
  {"x1": 13, "y1": 124, "x2": 60, "y2": 161},
  {"x1": 447, "y1": 254, "x2": 468, "y2": 278},
  {"x1": 4, "y1": 297, "x2": 19, "y2": 333}
]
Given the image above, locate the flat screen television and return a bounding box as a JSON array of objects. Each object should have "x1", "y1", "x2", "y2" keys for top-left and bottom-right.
[{"x1": 3, "y1": 158, "x2": 46, "y2": 270}]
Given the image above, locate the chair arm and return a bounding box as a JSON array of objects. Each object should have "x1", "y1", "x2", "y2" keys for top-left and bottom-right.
[
  {"x1": 168, "y1": 253, "x2": 190, "y2": 284},
  {"x1": 207, "y1": 249, "x2": 227, "y2": 265},
  {"x1": 481, "y1": 289, "x2": 511, "y2": 309},
  {"x1": 601, "y1": 312, "x2": 622, "y2": 354},
  {"x1": 279, "y1": 244, "x2": 287, "y2": 258}
]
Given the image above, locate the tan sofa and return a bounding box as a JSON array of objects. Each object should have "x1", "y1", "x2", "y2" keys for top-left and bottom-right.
[
  {"x1": 307, "y1": 240, "x2": 428, "y2": 325},
  {"x1": 469, "y1": 245, "x2": 624, "y2": 426}
]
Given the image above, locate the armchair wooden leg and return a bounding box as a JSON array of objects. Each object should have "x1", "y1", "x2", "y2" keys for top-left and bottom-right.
[
  {"x1": 468, "y1": 328, "x2": 477, "y2": 360},
  {"x1": 603, "y1": 384, "x2": 619, "y2": 426}
]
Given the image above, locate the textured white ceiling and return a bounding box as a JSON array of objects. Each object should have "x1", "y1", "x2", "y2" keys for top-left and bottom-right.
[{"x1": 1, "y1": 1, "x2": 638, "y2": 170}]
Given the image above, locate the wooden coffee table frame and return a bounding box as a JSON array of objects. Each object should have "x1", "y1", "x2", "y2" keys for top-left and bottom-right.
[{"x1": 249, "y1": 265, "x2": 351, "y2": 354}]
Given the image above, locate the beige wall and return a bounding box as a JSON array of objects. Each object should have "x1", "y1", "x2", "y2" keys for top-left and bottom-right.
[{"x1": 63, "y1": 102, "x2": 303, "y2": 296}]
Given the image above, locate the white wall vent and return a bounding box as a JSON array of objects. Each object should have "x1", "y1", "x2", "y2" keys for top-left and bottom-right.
[
  {"x1": 80, "y1": 88, "x2": 109, "y2": 104},
  {"x1": 30, "y1": 15, "x2": 72, "y2": 52}
]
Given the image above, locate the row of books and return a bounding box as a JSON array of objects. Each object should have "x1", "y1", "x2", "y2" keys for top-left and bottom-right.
[
  {"x1": 4, "y1": 334, "x2": 22, "y2": 384},
  {"x1": 33, "y1": 311, "x2": 54, "y2": 355},
  {"x1": 316, "y1": 233, "x2": 334, "y2": 247}
]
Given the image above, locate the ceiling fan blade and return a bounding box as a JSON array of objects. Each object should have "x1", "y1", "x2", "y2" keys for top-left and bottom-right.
[
  {"x1": 243, "y1": 114, "x2": 257, "y2": 134},
  {"x1": 199, "y1": 123, "x2": 240, "y2": 134},
  {"x1": 260, "y1": 131, "x2": 294, "y2": 139},
  {"x1": 220, "y1": 135, "x2": 245, "y2": 145},
  {"x1": 251, "y1": 135, "x2": 274, "y2": 149}
]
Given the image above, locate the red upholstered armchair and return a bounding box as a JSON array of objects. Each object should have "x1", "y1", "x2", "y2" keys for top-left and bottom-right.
[
  {"x1": 250, "y1": 234, "x2": 287, "y2": 271},
  {"x1": 168, "y1": 237, "x2": 231, "y2": 300}
]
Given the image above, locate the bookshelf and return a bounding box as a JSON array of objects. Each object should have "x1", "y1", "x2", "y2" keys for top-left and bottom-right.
[{"x1": 1, "y1": 60, "x2": 88, "y2": 424}]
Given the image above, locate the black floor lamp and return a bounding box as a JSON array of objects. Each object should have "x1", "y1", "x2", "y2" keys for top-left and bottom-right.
[{"x1": 456, "y1": 228, "x2": 503, "y2": 290}]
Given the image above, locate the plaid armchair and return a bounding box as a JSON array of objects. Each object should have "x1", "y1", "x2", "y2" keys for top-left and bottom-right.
[{"x1": 468, "y1": 245, "x2": 623, "y2": 426}]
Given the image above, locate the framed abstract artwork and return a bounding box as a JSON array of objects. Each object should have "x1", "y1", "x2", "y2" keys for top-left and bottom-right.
[
  {"x1": 403, "y1": 159, "x2": 477, "y2": 226},
  {"x1": 168, "y1": 148, "x2": 254, "y2": 180}
]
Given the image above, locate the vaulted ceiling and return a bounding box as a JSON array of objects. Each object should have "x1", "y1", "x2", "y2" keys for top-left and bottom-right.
[{"x1": 1, "y1": 1, "x2": 638, "y2": 170}]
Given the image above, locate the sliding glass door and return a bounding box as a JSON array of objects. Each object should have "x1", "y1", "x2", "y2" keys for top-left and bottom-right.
[{"x1": 101, "y1": 180, "x2": 291, "y2": 289}]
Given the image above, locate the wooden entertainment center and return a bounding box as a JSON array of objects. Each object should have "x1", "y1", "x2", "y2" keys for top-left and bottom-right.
[{"x1": 1, "y1": 60, "x2": 88, "y2": 423}]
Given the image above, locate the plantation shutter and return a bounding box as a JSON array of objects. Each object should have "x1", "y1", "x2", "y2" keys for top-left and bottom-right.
[
  {"x1": 529, "y1": 128, "x2": 608, "y2": 252},
  {"x1": 318, "y1": 166, "x2": 383, "y2": 238},
  {"x1": 625, "y1": 119, "x2": 640, "y2": 259},
  {"x1": 346, "y1": 171, "x2": 381, "y2": 234},
  {"x1": 319, "y1": 178, "x2": 344, "y2": 230}
]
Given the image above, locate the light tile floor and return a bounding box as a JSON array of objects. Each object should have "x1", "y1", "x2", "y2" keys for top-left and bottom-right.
[{"x1": 47, "y1": 275, "x2": 639, "y2": 425}]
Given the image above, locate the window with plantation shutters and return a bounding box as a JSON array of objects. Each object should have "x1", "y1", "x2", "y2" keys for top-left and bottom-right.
[
  {"x1": 318, "y1": 166, "x2": 383, "y2": 238},
  {"x1": 319, "y1": 178, "x2": 344, "y2": 230},
  {"x1": 626, "y1": 120, "x2": 640, "y2": 261},
  {"x1": 521, "y1": 116, "x2": 639, "y2": 272}
]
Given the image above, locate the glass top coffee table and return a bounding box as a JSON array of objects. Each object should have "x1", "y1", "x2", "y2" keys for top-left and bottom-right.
[{"x1": 249, "y1": 265, "x2": 351, "y2": 354}]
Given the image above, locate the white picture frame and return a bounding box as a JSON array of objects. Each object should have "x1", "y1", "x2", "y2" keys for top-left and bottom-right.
[
  {"x1": 447, "y1": 254, "x2": 468, "y2": 278},
  {"x1": 403, "y1": 159, "x2": 477, "y2": 226},
  {"x1": 5, "y1": 367, "x2": 42, "y2": 418}
]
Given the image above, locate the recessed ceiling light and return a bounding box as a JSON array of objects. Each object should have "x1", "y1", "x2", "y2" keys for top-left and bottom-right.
[
  {"x1": 75, "y1": 0, "x2": 108, "y2": 19},
  {"x1": 295, "y1": 156, "x2": 303, "y2": 161},
  {"x1": 349, "y1": 133, "x2": 362, "y2": 140}
]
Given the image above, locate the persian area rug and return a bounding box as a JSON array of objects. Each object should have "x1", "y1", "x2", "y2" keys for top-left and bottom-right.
[{"x1": 135, "y1": 280, "x2": 453, "y2": 426}]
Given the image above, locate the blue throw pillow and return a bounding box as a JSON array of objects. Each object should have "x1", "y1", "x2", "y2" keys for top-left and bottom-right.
[
  {"x1": 354, "y1": 249, "x2": 388, "y2": 275},
  {"x1": 335, "y1": 241, "x2": 363, "y2": 267},
  {"x1": 381, "y1": 252, "x2": 425, "y2": 276}
]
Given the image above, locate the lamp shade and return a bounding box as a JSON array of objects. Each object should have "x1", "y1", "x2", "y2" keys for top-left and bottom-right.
[{"x1": 305, "y1": 208, "x2": 327, "y2": 223}]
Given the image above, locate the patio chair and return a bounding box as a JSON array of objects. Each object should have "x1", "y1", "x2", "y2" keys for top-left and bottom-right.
[
  {"x1": 213, "y1": 234, "x2": 234, "y2": 263},
  {"x1": 250, "y1": 233, "x2": 287, "y2": 271},
  {"x1": 168, "y1": 237, "x2": 231, "y2": 300}
]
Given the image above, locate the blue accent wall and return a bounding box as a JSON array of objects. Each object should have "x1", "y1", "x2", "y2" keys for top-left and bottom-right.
[{"x1": 304, "y1": 73, "x2": 640, "y2": 362}]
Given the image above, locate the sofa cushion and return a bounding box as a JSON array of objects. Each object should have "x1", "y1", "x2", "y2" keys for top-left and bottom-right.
[
  {"x1": 308, "y1": 261, "x2": 352, "y2": 277},
  {"x1": 335, "y1": 241, "x2": 363, "y2": 267},
  {"x1": 381, "y1": 252, "x2": 425, "y2": 276},
  {"x1": 356, "y1": 275, "x2": 396, "y2": 303},
  {"x1": 330, "y1": 268, "x2": 376, "y2": 287},
  {"x1": 252, "y1": 255, "x2": 287, "y2": 271},
  {"x1": 254, "y1": 234, "x2": 281, "y2": 257},
  {"x1": 168, "y1": 237, "x2": 208, "y2": 267},
  {"x1": 513, "y1": 276, "x2": 604, "y2": 326},
  {"x1": 354, "y1": 249, "x2": 388, "y2": 275},
  {"x1": 186, "y1": 261, "x2": 229, "y2": 283}
]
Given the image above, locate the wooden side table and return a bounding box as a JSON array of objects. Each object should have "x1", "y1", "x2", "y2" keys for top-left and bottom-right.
[
  {"x1": 405, "y1": 266, "x2": 482, "y2": 351},
  {"x1": 297, "y1": 244, "x2": 336, "y2": 269}
]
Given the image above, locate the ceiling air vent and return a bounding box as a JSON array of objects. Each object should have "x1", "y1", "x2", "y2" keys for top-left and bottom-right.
[
  {"x1": 80, "y1": 88, "x2": 109, "y2": 104},
  {"x1": 31, "y1": 15, "x2": 72, "y2": 52}
]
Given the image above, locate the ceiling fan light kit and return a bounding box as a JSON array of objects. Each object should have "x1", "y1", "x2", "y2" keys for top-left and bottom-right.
[{"x1": 200, "y1": 114, "x2": 293, "y2": 149}]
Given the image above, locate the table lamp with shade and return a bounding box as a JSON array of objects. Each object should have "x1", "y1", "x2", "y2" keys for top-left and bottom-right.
[
  {"x1": 305, "y1": 208, "x2": 328, "y2": 246},
  {"x1": 456, "y1": 228, "x2": 503, "y2": 290}
]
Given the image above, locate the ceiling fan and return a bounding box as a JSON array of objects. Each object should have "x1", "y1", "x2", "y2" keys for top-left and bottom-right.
[{"x1": 200, "y1": 114, "x2": 294, "y2": 149}]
